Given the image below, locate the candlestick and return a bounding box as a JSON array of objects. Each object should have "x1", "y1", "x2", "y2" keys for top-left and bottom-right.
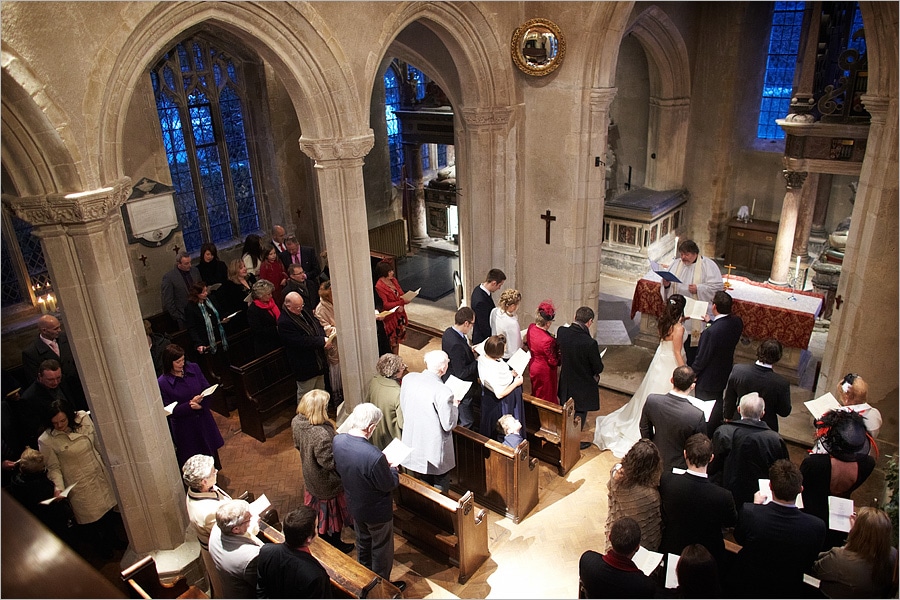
[
  {"x1": 795, "y1": 255, "x2": 801, "y2": 279},
  {"x1": 674, "y1": 236, "x2": 679, "y2": 258},
  {"x1": 38, "y1": 296, "x2": 48, "y2": 315},
  {"x1": 751, "y1": 198, "x2": 756, "y2": 216}
]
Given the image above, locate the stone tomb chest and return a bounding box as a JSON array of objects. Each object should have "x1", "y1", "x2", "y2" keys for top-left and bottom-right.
[{"x1": 601, "y1": 188, "x2": 687, "y2": 279}]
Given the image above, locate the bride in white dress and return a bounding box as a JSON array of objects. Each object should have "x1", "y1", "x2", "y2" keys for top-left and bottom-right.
[{"x1": 593, "y1": 294, "x2": 687, "y2": 457}]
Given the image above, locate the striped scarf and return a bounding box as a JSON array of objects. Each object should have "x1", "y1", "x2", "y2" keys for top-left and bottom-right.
[{"x1": 199, "y1": 299, "x2": 228, "y2": 353}]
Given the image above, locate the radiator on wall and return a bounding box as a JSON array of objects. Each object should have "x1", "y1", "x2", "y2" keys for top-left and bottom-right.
[{"x1": 368, "y1": 219, "x2": 407, "y2": 258}]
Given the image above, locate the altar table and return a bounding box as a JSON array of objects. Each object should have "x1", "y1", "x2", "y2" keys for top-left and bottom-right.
[{"x1": 630, "y1": 275, "x2": 823, "y2": 350}]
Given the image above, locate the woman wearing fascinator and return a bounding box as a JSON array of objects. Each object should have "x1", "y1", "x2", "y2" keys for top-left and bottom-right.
[
  {"x1": 593, "y1": 294, "x2": 687, "y2": 456},
  {"x1": 524, "y1": 300, "x2": 561, "y2": 403}
]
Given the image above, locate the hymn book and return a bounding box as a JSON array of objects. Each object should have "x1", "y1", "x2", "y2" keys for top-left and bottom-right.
[
  {"x1": 829, "y1": 496, "x2": 854, "y2": 532},
  {"x1": 163, "y1": 401, "x2": 177, "y2": 416},
  {"x1": 687, "y1": 396, "x2": 714, "y2": 422},
  {"x1": 804, "y1": 392, "x2": 872, "y2": 419},
  {"x1": 376, "y1": 306, "x2": 399, "y2": 319},
  {"x1": 401, "y1": 288, "x2": 421, "y2": 302},
  {"x1": 383, "y1": 438, "x2": 413, "y2": 468},
  {"x1": 757, "y1": 479, "x2": 804, "y2": 508},
  {"x1": 506, "y1": 348, "x2": 532, "y2": 376},
  {"x1": 683, "y1": 297, "x2": 709, "y2": 320},
  {"x1": 445, "y1": 375, "x2": 472, "y2": 402},
  {"x1": 649, "y1": 260, "x2": 682, "y2": 283},
  {"x1": 664, "y1": 553, "x2": 681, "y2": 589},
  {"x1": 41, "y1": 482, "x2": 76, "y2": 505},
  {"x1": 201, "y1": 384, "x2": 219, "y2": 397},
  {"x1": 632, "y1": 545, "x2": 664, "y2": 576},
  {"x1": 249, "y1": 494, "x2": 271, "y2": 518}
]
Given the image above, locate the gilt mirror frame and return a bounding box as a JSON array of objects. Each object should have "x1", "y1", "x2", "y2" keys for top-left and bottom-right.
[{"x1": 511, "y1": 18, "x2": 566, "y2": 76}]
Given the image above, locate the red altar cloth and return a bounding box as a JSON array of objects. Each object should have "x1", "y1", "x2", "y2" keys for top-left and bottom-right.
[{"x1": 629, "y1": 276, "x2": 824, "y2": 350}]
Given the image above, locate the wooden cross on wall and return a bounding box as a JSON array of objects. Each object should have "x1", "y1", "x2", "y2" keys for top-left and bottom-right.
[{"x1": 540, "y1": 210, "x2": 556, "y2": 245}]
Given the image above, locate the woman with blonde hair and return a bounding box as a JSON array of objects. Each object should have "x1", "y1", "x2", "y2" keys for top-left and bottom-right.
[
  {"x1": 490, "y1": 288, "x2": 523, "y2": 359},
  {"x1": 813, "y1": 506, "x2": 898, "y2": 598},
  {"x1": 604, "y1": 438, "x2": 662, "y2": 552},
  {"x1": 291, "y1": 389, "x2": 354, "y2": 553},
  {"x1": 314, "y1": 280, "x2": 343, "y2": 408},
  {"x1": 836, "y1": 373, "x2": 882, "y2": 438},
  {"x1": 213, "y1": 258, "x2": 253, "y2": 318}
]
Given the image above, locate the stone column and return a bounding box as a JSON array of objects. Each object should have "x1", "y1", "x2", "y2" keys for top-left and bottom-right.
[
  {"x1": 299, "y1": 133, "x2": 378, "y2": 412},
  {"x1": 458, "y1": 106, "x2": 515, "y2": 295},
  {"x1": 791, "y1": 172, "x2": 819, "y2": 283},
  {"x1": 808, "y1": 173, "x2": 832, "y2": 258},
  {"x1": 818, "y1": 93, "x2": 898, "y2": 447},
  {"x1": 403, "y1": 142, "x2": 429, "y2": 247},
  {"x1": 768, "y1": 170, "x2": 807, "y2": 285},
  {"x1": 4, "y1": 181, "x2": 199, "y2": 577}
]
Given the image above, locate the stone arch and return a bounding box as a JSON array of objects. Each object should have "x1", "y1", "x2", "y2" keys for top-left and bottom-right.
[
  {"x1": 624, "y1": 5, "x2": 691, "y2": 189},
  {"x1": 1, "y1": 45, "x2": 83, "y2": 196},
  {"x1": 94, "y1": 1, "x2": 366, "y2": 185},
  {"x1": 360, "y1": 2, "x2": 518, "y2": 295}
]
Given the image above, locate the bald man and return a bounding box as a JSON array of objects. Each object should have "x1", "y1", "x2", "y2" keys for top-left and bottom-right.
[
  {"x1": 270, "y1": 225, "x2": 287, "y2": 253},
  {"x1": 21, "y1": 314, "x2": 86, "y2": 411},
  {"x1": 277, "y1": 291, "x2": 330, "y2": 399}
]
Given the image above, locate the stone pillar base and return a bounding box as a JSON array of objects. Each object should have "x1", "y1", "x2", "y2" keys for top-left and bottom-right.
[{"x1": 120, "y1": 535, "x2": 205, "y2": 591}]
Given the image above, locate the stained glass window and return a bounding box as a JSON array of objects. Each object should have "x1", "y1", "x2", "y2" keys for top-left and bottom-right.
[
  {"x1": 437, "y1": 144, "x2": 448, "y2": 169},
  {"x1": 757, "y1": 2, "x2": 805, "y2": 140},
  {"x1": 384, "y1": 67, "x2": 403, "y2": 181},
  {"x1": 150, "y1": 36, "x2": 260, "y2": 252}
]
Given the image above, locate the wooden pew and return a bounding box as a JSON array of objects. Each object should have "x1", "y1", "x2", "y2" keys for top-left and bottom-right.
[
  {"x1": 450, "y1": 425, "x2": 539, "y2": 523},
  {"x1": 259, "y1": 522, "x2": 403, "y2": 599},
  {"x1": 393, "y1": 473, "x2": 490, "y2": 583},
  {"x1": 522, "y1": 394, "x2": 581, "y2": 476},
  {"x1": 228, "y1": 347, "x2": 297, "y2": 442},
  {"x1": 121, "y1": 555, "x2": 206, "y2": 599}
]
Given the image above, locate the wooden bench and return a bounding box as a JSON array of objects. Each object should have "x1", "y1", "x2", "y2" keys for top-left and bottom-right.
[
  {"x1": 393, "y1": 473, "x2": 490, "y2": 583},
  {"x1": 259, "y1": 522, "x2": 403, "y2": 599},
  {"x1": 228, "y1": 347, "x2": 297, "y2": 442},
  {"x1": 450, "y1": 425, "x2": 539, "y2": 523},
  {"x1": 522, "y1": 394, "x2": 581, "y2": 476},
  {"x1": 121, "y1": 555, "x2": 206, "y2": 599}
]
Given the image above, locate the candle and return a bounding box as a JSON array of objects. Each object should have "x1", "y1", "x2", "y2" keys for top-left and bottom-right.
[
  {"x1": 38, "y1": 296, "x2": 47, "y2": 315},
  {"x1": 751, "y1": 198, "x2": 756, "y2": 216},
  {"x1": 47, "y1": 294, "x2": 56, "y2": 312},
  {"x1": 795, "y1": 255, "x2": 801, "y2": 279}
]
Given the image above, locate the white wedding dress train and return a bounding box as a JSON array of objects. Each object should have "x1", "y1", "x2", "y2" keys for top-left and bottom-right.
[{"x1": 593, "y1": 339, "x2": 683, "y2": 457}]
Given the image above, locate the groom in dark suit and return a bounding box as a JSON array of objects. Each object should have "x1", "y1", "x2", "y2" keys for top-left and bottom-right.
[
  {"x1": 441, "y1": 306, "x2": 480, "y2": 429},
  {"x1": 558, "y1": 306, "x2": 604, "y2": 449},
  {"x1": 691, "y1": 291, "x2": 743, "y2": 436},
  {"x1": 470, "y1": 268, "x2": 505, "y2": 344},
  {"x1": 639, "y1": 366, "x2": 706, "y2": 470}
]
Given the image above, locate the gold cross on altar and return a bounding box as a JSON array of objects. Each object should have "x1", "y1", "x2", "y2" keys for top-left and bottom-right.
[{"x1": 723, "y1": 263, "x2": 736, "y2": 289}]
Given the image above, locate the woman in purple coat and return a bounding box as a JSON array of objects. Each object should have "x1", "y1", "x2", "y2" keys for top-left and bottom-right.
[{"x1": 157, "y1": 344, "x2": 224, "y2": 469}]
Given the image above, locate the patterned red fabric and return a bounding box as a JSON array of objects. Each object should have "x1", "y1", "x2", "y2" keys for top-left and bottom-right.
[{"x1": 630, "y1": 277, "x2": 823, "y2": 350}]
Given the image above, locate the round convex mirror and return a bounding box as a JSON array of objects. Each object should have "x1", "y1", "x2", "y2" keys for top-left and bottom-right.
[{"x1": 511, "y1": 18, "x2": 566, "y2": 76}]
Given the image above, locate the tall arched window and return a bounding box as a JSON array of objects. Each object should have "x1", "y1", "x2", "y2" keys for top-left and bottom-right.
[
  {"x1": 150, "y1": 36, "x2": 261, "y2": 252},
  {"x1": 757, "y1": 2, "x2": 805, "y2": 140},
  {"x1": 384, "y1": 67, "x2": 403, "y2": 181}
]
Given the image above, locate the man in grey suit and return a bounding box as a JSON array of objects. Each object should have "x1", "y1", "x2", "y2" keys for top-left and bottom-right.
[
  {"x1": 399, "y1": 350, "x2": 459, "y2": 494},
  {"x1": 639, "y1": 365, "x2": 706, "y2": 470},
  {"x1": 161, "y1": 251, "x2": 200, "y2": 329},
  {"x1": 208, "y1": 499, "x2": 264, "y2": 599}
]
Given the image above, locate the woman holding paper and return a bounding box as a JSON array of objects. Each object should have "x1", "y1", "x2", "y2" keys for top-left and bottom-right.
[
  {"x1": 477, "y1": 335, "x2": 525, "y2": 441},
  {"x1": 374, "y1": 261, "x2": 409, "y2": 355},
  {"x1": 314, "y1": 280, "x2": 343, "y2": 408},
  {"x1": 39, "y1": 398, "x2": 120, "y2": 555},
  {"x1": 490, "y1": 289, "x2": 523, "y2": 359},
  {"x1": 525, "y1": 300, "x2": 560, "y2": 403},
  {"x1": 157, "y1": 344, "x2": 224, "y2": 469},
  {"x1": 292, "y1": 390, "x2": 354, "y2": 553},
  {"x1": 184, "y1": 282, "x2": 230, "y2": 356},
  {"x1": 594, "y1": 295, "x2": 687, "y2": 457}
]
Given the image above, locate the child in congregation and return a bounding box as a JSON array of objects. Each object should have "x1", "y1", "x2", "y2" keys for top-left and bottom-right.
[{"x1": 497, "y1": 414, "x2": 524, "y2": 449}]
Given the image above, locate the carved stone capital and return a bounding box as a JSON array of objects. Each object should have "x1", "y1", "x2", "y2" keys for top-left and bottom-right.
[
  {"x1": 782, "y1": 169, "x2": 808, "y2": 190},
  {"x1": 3, "y1": 178, "x2": 132, "y2": 226},
  {"x1": 460, "y1": 106, "x2": 513, "y2": 127},
  {"x1": 860, "y1": 94, "x2": 890, "y2": 123},
  {"x1": 590, "y1": 87, "x2": 618, "y2": 111},
  {"x1": 298, "y1": 132, "x2": 375, "y2": 163}
]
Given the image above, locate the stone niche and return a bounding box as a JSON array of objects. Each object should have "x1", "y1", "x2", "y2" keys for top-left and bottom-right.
[{"x1": 601, "y1": 188, "x2": 688, "y2": 280}]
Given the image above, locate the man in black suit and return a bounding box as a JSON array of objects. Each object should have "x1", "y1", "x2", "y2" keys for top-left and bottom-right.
[
  {"x1": 470, "y1": 268, "x2": 505, "y2": 344},
  {"x1": 441, "y1": 306, "x2": 480, "y2": 429},
  {"x1": 277, "y1": 292, "x2": 330, "y2": 400},
  {"x1": 15, "y1": 359, "x2": 69, "y2": 452},
  {"x1": 723, "y1": 338, "x2": 791, "y2": 432},
  {"x1": 579, "y1": 517, "x2": 658, "y2": 598},
  {"x1": 639, "y1": 366, "x2": 706, "y2": 470},
  {"x1": 161, "y1": 251, "x2": 201, "y2": 328},
  {"x1": 691, "y1": 290, "x2": 743, "y2": 436},
  {"x1": 21, "y1": 314, "x2": 86, "y2": 411},
  {"x1": 255, "y1": 506, "x2": 330, "y2": 598},
  {"x1": 269, "y1": 224, "x2": 287, "y2": 254},
  {"x1": 710, "y1": 392, "x2": 789, "y2": 509},
  {"x1": 659, "y1": 433, "x2": 737, "y2": 569},
  {"x1": 279, "y1": 235, "x2": 322, "y2": 310},
  {"x1": 730, "y1": 459, "x2": 825, "y2": 598},
  {"x1": 557, "y1": 306, "x2": 603, "y2": 449}
]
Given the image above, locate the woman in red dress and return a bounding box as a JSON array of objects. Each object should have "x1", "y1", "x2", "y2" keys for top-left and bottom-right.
[
  {"x1": 258, "y1": 245, "x2": 287, "y2": 304},
  {"x1": 373, "y1": 261, "x2": 408, "y2": 355},
  {"x1": 525, "y1": 300, "x2": 561, "y2": 403}
]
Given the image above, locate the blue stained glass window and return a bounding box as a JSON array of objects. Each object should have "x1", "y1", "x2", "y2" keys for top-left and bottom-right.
[
  {"x1": 384, "y1": 67, "x2": 402, "y2": 181},
  {"x1": 437, "y1": 144, "x2": 448, "y2": 168},
  {"x1": 848, "y1": 4, "x2": 866, "y2": 59},
  {"x1": 757, "y1": 2, "x2": 805, "y2": 140},
  {"x1": 150, "y1": 36, "x2": 261, "y2": 252},
  {"x1": 408, "y1": 66, "x2": 427, "y2": 100},
  {"x1": 422, "y1": 145, "x2": 431, "y2": 171}
]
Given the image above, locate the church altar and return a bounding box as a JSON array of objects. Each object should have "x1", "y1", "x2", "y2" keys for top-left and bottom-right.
[{"x1": 629, "y1": 275, "x2": 825, "y2": 385}]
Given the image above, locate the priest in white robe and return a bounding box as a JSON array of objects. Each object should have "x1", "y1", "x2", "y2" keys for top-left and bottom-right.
[{"x1": 660, "y1": 239, "x2": 724, "y2": 362}]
